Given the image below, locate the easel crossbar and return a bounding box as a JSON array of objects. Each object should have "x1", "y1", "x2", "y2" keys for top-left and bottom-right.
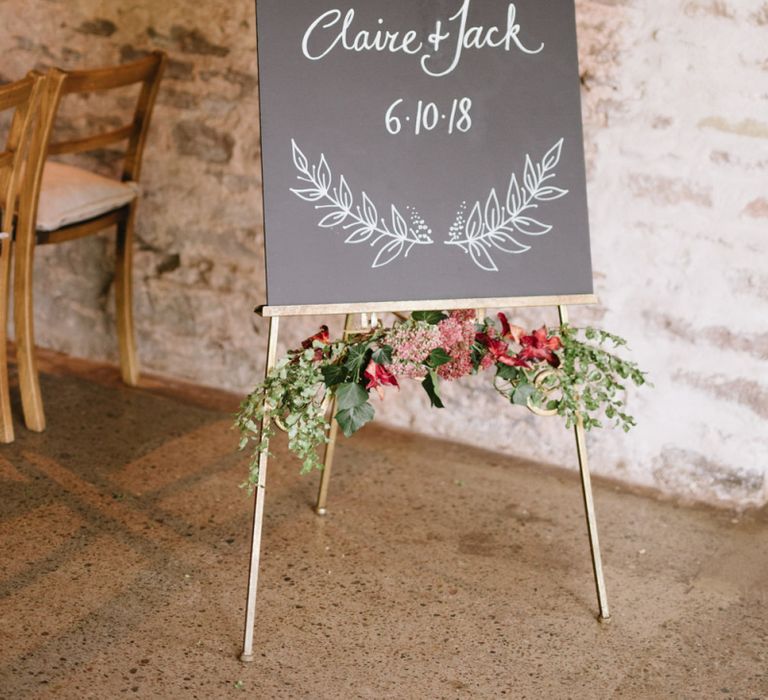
[{"x1": 256, "y1": 293, "x2": 598, "y2": 318}]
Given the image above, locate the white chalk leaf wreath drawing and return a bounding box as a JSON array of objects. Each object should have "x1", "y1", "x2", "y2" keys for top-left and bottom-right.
[
  {"x1": 289, "y1": 138, "x2": 568, "y2": 271},
  {"x1": 290, "y1": 139, "x2": 434, "y2": 268},
  {"x1": 445, "y1": 138, "x2": 569, "y2": 271}
]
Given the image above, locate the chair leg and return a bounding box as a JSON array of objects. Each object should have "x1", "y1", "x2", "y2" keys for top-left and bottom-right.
[
  {"x1": 0, "y1": 237, "x2": 15, "y2": 443},
  {"x1": 14, "y1": 224, "x2": 45, "y2": 432},
  {"x1": 115, "y1": 205, "x2": 139, "y2": 386}
]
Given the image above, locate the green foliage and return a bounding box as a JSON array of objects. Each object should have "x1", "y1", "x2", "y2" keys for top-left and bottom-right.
[
  {"x1": 336, "y1": 402, "x2": 375, "y2": 437},
  {"x1": 427, "y1": 348, "x2": 452, "y2": 368},
  {"x1": 321, "y1": 364, "x2": 348, "y2": 388},
  {"x1": 511, "y1": 382, "x2": 538, "y2": 407},
  {"x1": 344, "y1": 343, "x2": 370, "y2": 381},
  {"x1": 412, "y1": 310, "x2": 448, "y2": 324},
  {"x1": 421, "y1": 369, "x2": 445, "y2": 408},
  {"x1": 546, "y1": 324, "x2": 645, "y2": 431},
  {"x1": 495, "y1": 363, "x2": 523, "y2": 382},
  {"x1": 235, "y1": 349, "x2": 330, "y2": 492},
  {"x1": 335, "y1": 382, "x2": 368, "y2": 409},
  {"x1": 236, "y1": 314, "x2": 647, "y2": 493},
  {"x1": 371, "y1": 345, "x2": 393, "y2": 365}
]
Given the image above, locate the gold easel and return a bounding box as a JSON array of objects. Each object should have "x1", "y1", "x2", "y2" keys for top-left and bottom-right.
[{"x1": 240, "y1": 294, "x2": 610, "y2": 663}]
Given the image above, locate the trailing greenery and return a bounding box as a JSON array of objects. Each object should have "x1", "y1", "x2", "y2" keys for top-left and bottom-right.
[{"x1": 235, "y1": 348, "x2": 330, "y2": 487}]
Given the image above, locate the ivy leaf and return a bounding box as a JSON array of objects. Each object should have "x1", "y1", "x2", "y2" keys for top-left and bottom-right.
[
  {"x1": 321, "y1": 365, "x2": 348, "y2": 388},
  {"x1": 511, "y1": 383, "x2": 537, "y2": 406},
  {"x1": 422, "y1": 370, "x2": 444, "y2": 408},
  {"x1": 372, "y1": 345, "x2": 393, "y2": 365},
  {"x1": 335, "y1": 402, "x2": 375, "y2": 438},
  {"x1": 335, "y1": 382, "x2": 369, "y2": 410},
  {"x1": 344, "y1": 344, "x2": 369, "y2": 379},
  {"x1": 412, "y1": 310, "x2": 447, "y2": 325},
  {"x1": 427, "y1": 348, "x2": 452, "y2": 368},
  {"x1": 496, "y1": 364, "x2": 522, "y2": 382}
]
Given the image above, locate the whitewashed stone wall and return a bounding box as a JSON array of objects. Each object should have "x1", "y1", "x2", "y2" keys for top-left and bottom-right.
[{"x1": 0, "y1": 0, "x2": 765, "y2": 507}]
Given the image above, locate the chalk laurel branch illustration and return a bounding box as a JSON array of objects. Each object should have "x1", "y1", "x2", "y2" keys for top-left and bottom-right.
[
  {"x1": 444, "y1": 139, "x2": 569, "y2": 272},
  {"x1": 288, "y1": 138, "x2": 568, "y2": 272},
  {"x1": 289, "y1": 139, "x2": 434, "y2": 269}
]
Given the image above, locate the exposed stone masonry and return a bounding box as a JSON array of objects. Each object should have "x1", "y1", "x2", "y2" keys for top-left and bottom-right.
[{"x1": 0, "y1": 0, "x2": 765, "y2": 507}]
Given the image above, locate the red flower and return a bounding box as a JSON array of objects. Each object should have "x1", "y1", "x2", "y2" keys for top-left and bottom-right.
[
  {"x1": 497, "y1": 312, "x2": 525, "y2": 344},
  {"x1": 301, "y1": 325, "x2": 330, "y2": 361},
  {"x1": 476, "y1": 331, "x2": 528, "y2": 368},
  {"x1": 518, "y1": 326, "x2": 562, "y2": 367},
  {"x1": 302, "y1": 325, "x2": 330, "y2": 349},
  {"x1": 364, "y1": 360, "x2": 399, "y2": 398}
]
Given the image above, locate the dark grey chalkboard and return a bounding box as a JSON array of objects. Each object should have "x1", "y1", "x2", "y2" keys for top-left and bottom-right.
[{"x1": 256, "y1": 0, "x2": 594, "y2": 307}]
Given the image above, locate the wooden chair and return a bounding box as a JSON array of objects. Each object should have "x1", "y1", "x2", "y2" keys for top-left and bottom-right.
[
  {"x1": 14, "y1": 51, "x2": 166, "y2": 432},
  {"x1": 0, "y1": 74, "x2": 46, "y2": 442}
]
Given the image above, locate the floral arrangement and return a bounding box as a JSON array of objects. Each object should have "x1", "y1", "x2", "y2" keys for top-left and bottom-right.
[{"x1": 236, "y1": 310, "x2": 646, "y2": 490}]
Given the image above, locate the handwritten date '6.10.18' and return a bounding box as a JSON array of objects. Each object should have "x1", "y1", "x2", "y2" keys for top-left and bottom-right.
[{"x1": 385, "y1": 97, "x2": 473, "y2": 136}]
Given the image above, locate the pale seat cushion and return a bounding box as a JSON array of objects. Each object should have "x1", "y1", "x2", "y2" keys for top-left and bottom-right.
[{"x1": 36, "y1": 161, "x2": 141, "y2": 232}]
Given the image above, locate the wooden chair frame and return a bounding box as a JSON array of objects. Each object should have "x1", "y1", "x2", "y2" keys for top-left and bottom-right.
[
  {"x1": 0, "y1": 74, "x2": 46, "y2": 442},
  {"x1": 14, "y1": 51, "x2": 166, "y2": 432}
]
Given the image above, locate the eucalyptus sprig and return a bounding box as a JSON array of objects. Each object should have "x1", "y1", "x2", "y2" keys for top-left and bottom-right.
[
  {"x1": 485, "y1": 323, "x2": 646, "y2": 430},
  {"x1": 556, "y1": 324, "x2": 647, "y2": 431}
]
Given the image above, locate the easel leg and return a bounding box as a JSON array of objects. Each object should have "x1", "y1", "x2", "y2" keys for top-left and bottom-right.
[
  {"x1": 558, "y1": 305, "x2": 611, "y2": 622},
  {"x1": 240, "y1": 317, "x2": 281, "y2": 662},
  {"x1": 315, "y1": 313, "x2": 356, "y2": 516},
  {"x1": 315, "y1": 401, "x2": 339, "y2": 516},
  {"x1": 573, "y1": 414, "x2": 611, "y2": 622}
]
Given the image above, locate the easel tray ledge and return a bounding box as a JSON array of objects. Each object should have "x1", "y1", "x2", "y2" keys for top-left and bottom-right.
[{"x1": 256, "y1": 294, "x2": 598, "y2": 318}]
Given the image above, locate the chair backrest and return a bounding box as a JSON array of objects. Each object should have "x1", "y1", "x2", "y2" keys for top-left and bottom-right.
[
  {"x1": 17, "y1": 51, "x2": 166, "y2": 239},
  {"x1": 0, "y1": 74, "x2": 45, "y2": 236},
  {"x1": 40, "y1": 51, "x2": 167, "y2": 184}
]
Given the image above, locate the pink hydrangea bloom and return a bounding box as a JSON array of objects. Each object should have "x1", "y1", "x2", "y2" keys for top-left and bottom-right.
[
  {"x1": 436, "y1": 310, "x2": 476, "y2": 381},
  {"x1": 389, "y1": 323, "x2": 440, "y2": 379}
]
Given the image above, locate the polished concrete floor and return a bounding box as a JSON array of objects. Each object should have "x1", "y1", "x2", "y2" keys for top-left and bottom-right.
[{"x1": 0, "y1": 354, "x2": 766, "y2": 699}]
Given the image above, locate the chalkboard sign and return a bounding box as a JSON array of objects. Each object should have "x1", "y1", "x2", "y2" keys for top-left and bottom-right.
[{"x1": 256, "y1": 0, "x2": 594, "y2": 308}]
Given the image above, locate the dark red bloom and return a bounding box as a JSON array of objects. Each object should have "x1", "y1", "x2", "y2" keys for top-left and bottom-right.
[
  {"x1": 302, "y1": 325, "x2": 330, "y2": 361},
  {"x1": 364, "y1": 360, "x2": 399, "y2": 398},
  {"x1": 518, "y1": 326, "x2": 562, "y2": 367},
  {"x1": 497, "y1": 312, "x2": 525, "y2": 344},
  {"x1": 476, "y1": 331, "x2": 526, "y2": 368},
  {"x1": 302, "y1": 325, "x2": 330, "y2": 349}
]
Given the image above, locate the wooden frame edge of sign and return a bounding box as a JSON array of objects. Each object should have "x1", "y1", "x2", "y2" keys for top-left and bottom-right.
[{"x1": 256, "y1": 293, "x2": 598, "y2": 318}]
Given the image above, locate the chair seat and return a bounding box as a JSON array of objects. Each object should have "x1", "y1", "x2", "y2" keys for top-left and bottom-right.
[{"x1": 36, "y1": 161, "x2": 140, "y2": 232}]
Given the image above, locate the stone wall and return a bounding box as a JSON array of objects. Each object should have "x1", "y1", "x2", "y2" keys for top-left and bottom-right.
[{"x1": 0, "y1": 0, "x2": 766, "y2": 508}]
